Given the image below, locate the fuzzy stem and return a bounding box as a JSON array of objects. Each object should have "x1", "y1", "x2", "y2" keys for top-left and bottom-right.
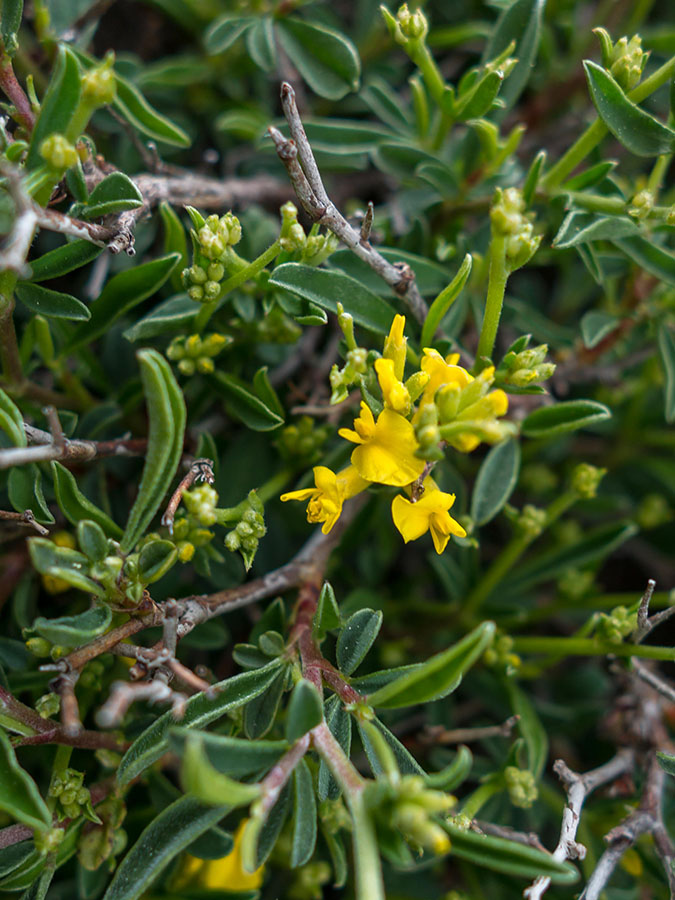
[{"x1": 512, "y1": 636, "x2": 675, "y2": 661}]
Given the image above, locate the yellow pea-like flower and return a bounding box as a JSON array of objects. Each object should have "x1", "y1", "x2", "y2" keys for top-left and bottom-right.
[
  {"x1": 339, "y1": 402, "x2": 425, "y2": 487},
  {"x1": 375, "y1": 357, "x2": 410, "y2": 415},
  {"x1": 391, "y1": 483, "x2": 466, "y2": 554},
  {"x1": 281, "y1": 465, "x2": 368, "y2": 534}
]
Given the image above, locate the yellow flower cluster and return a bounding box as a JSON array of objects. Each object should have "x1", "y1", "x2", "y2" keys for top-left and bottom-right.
[{"x1": 282, "y1": 315, "x2": 510, "y2": 553}]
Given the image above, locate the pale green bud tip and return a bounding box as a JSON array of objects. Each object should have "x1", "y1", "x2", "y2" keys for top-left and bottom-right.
[
  {"x1": 82, "y1": 66, "x2": 116, "y2": 105},
  {"x1": 518, "y1": 504, "x2": 547, "y2": 538},
  {"x1": 26, "y1": 637, "x2": 52, "y2": 657},
  {"x1": 571, "y1": 463, "x2": 606, "y2": 499},
  {"x1": 629, "y1": 189, "x2": 653, "y2": 220},
  {"x1": 504, "y1": 766, "x2": 538, "y2": 808},
  {"x1": 40, "y1": 134, "x2": 78, "y2": 171},
  {"x1": 609, "y1": 35, "x2": 647, "y2": 90},
  {"x1": 396, "y1": 3, "x2": 428, "y2": 41}
]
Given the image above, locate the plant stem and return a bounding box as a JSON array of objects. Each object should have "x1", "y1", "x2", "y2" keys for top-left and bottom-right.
[
  {"x1": 543, "y1": 54, "x2": 675, "y2": 189},
  {"x1": 511, "y1": 636, "x2": 675, "y2": 662},
  {"x1": 194, "y1": 240, "x2": 282, "y2": 333},
  {"x1": 646, "y1": 153, "x2": 672, "y2": 197},
  {"x1": 255, "y1": 468, "x2": 292, "y2": 504},
  {"x1": 461, "y1": 778, "x2": 502, "y2": 819},
  {"x1": 0, "y1": 294, "x2": 22, "y2": 385},
  {"x1": 475, "y1": 231, "x2": 508, "y2": 363}
]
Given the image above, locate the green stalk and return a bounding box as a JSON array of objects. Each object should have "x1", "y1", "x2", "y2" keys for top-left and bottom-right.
[
  {"x1": 194, "y1": 239, "x2": 282, "y2": 333},
  {"x1": 475, "y1": 231, "x2": 508, "y2": 363},
  {"x1": 646, "y1": 152, "x2": 673, "y2": 196},
  {"x1": 543, "y1": 54, "x2": 675, "y2": 189},
  {"x1": 512, "y1": 636, "x2": 675, "y2": 661},
  {"x1": 460, "y1": 779, "x2": 502, "y2": 819},
  {"x1": 255, "y1": 468, "x2": 293, "y2": 504}
]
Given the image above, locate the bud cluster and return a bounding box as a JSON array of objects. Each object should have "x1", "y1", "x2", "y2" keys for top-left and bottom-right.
[
  {"x1": 82, "y1": 57, "x2": 116, "y2": 106},
  {"x1": 221, "y1": 490, "x2": 267, "y2": 571},
  {"x1": 594, "y1": 605, "x2": 637, "y2": 644},
  {"x1": 167, "y1": 332, "x2": 230, "y2": 376},
  {"x1": 182, "y1": 260, "x2": 228, "y2": 304},
  {"x1": 483, "y1": 631, "x2": 521, "y2": 674},
  {"x1": 570, "y1": 463, "x2": 606, "y2": 499},
  {"x1": 610, "y1": 35, "x2": 648, "y2": 91},
  {"x1": 628, "y1": 189, "x2": 653, "y2": 220},
  {"x1": 367, "y1": 775, "x2": 454, "y2": 856},
  {"x1": 279, "y1": 202, "x2": 339, "y2": 265},
  {"x1": 490, "y1": 188, "x2": 541, "y2": 271},
  {"x1": 433, "y1": 366, "x2": 515, "y2": 453},
  {"x1": 39, "y1": 134, "x2": 78, "y2": 171},
  {"x1": 49, "y1": 768, "x2": 98, "y2": 822},
  {"x1": 503, "y1": 766, "x2": 538, "y2": 808},
  {"x1": 496, "y1": 342, "x2": 556, "y2": 389},
  {"x1": 276, "y1": 416, "x2": 330, "y2": 468},
  {"x1": 382, "y1": 3, "x2": 429, "y2": 46},
  {"x1": 198, "y1": 212, "x2": 242, "y2": 260}
]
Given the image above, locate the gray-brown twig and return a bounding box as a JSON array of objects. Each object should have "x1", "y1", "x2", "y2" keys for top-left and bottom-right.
[
  {"x1": 270, "y1": 82, "x2": 428, "y2": 326},
  {"x1": 0, "y1": 422, "x2": 148, "y2": 471},
  {"x1": 0, "y1": 508, "x2": 49, "y2": 534}
]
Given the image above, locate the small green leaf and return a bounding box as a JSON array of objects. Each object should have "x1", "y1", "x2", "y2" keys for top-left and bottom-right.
[
  {"x1": 0, "y1": 730, "x2": 51, "y2": 831},
  {"x1": 169, "y1": 729, "x2": 287, "y2": 777},
  {"x1": 0, "y1": 821, "x2": 82, "y2": 891},
  {"x1": 79, "y1": 172, "x2": 143, "y2": 219},
  {"x1": 246, "y1": 17, "x2": 277, "y2": 71},
  {"x1": 658, "y1": 327, "x2": 675, "y2": 424},
  {"x1": 31, "y1": 606, "x2": 112, "y2": 647},
  {"x1": 76, "y1": 520, "x2": 108, "y2": 561},
  {"x1": 471, "y1": 439, "x2": 520, "y2": 526},
  {"x1": 121, "y1": 349, "x2": 185, "y2": 553},
  {"x1": 15, "y1": 282, "x2": 90, "y2": 321},
  {"x1": 584, "y1": 60, "x2": 675, "y2": 156},
  {"x1": 657, "y1": 750, "x2": 675, "y2": 777},
  {"x1": 336, "y1": 609, "x2": 382, "y2": 675},
  {"x1": 64, "y1": 254, "x2": 181, "y2": 352},
  {"x1": 425, "y1": 745, "x2": 473, "y2": 791},
  {"x1": 443, "y1": 822, "x2": 578, "y2": 882},
  {"x1": 0, "y1": 386, "x2": 25, "y2": 447},
  {"x1": 521, "y1": 399, "x2": 611, "y2": 438},
  {"x1": 210, "y1": 371, "x2": 284, "y2": 432},
  {"x1": 276, "y1": 19, "x2": 360, "y2": 100},
  {"x1": 252, "y1": 367, "x2": 284, "y2": 419},
  {"x1": 357, "y1": 718, "x2": 424, "y2": 776},
  {"x1": 244, "y1": 666, "x2": 287, "y2": 739},
  {"x1": 481, "y1": 0, "x2": 545, "y2": 112},
  {"x1": 123, "y1": 294, "x2": 197, "y2": 342},
  {"x1": 27, "y1": 538, "x2": 106, "y2": 597},
  {"x1": 51, "y1": 462, "x2": 122, "y2": 538},
  {"x1": 562, "y1": 160, "x2": 617, "y2": 191},
  {"x1": 28, "y1": 240, "x2": 103, "y2": 282},
  {"x1": 8, "y1": 465, "x2": 54, "y2": 524},
  {"x1": 454, "y1": 70, "x2": 505, "y2": 121},
  {"x1": 181, "y1": 736, "x2": 262, "y2": 807},
  {"x1": 102, "y1": 797, "x2": 230, "y2": 900},
  {"x1": 366, "y1": 622, "x2": 495, "y2": 709},
  {"x1": 204, "y1": 14, "x2": 253, "y2": 54},
  {"x1": 270, "y1": 264, "x2": 397, "y2": 335},
  {"x1": 137, "y1": 540, "x2": 177, "y2": 584},
  {"x1": 290, "y1": 759, "x2": 317, "y2": 868},
  {"x1": 421, "y1": 254, "x2": 473, "y2": 346},
  {"x1": 523, "y1": 150, "x2": 546, "y2": 205},
  {"x1": 313, "y1": 582, "x2": 341, "y2": 642},
  {"x1": 26, "y1": 46, "x2": 81, "y2": 169},
  {"x1": 1, "y1": 0, "x2": 23, "y2": 54},
  {"x1": 159, "y1": 203, "x2": 188, "y2": 291},
  {"x1": 580, "y1": 311, "x2": 619, "y2": 349},
  {"x1": 613, "y1": 235, "x2": 675, "y2": 286},
  {"x1": 286, "y1": 679, "x2": 323, "y2": 743},
  {"x1": 505, "y1": 681, "x2": 547, "y2": 779},
  {"x1": 19, "y1": 863, "x2": 54, "y2": 900},
  {"x1": 117, "y1": 661, "x2": 284, "y2": 786},
  {"x1": 552, "y1": 211, "x2": 639, "y2": 248}
]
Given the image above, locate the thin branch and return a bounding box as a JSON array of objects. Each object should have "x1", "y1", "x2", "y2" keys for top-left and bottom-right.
[
  {"x1": 630, "y1": 659, "x2": 675, "y2": 704},
  {"x1": 524, "y1": 749, "x2": 634, "y2": 900},
  {"x1": 633, "y1": 578, "x2": 657, "y2": 641},
  {"x1": 271, "y1": 82, "x2": 428, "y2": 326},
  {"x1": 0, "y1": 424, "x2": 147, "y2": 471},
  {"x1": 258, "y1": 733, "x2": 311, "y2": 816},
  {"x1": 474, "y1": 820, "x2": 547, "y2": 852},
  {"x1": 0, "y1": 508, "x2": 49, "y2": 534},
  {"x1": 0, "y1": 49, "x2": 36, "y2": 132},
  {"x1": 95, "y1": 678, "x2": 187, "y2": 728},
  {"x1": 16, "y1": 728, "x2": 126, "y2": 751},
  {"x1": 423, "y1": 715, "x2": 520, "y2": 745},
  {"x1": 161, "y1": 458, "x2": 215, "y2": 534},
  {"x1": 51, "y1": 669, "x2": 82, "y2": 737}
]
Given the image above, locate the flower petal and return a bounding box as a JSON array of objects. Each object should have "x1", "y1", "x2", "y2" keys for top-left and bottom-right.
[{"x1": 391, "y1": 495, "x2": 431, "y2": 542}]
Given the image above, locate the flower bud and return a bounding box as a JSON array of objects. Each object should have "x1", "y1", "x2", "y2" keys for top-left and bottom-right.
[
  {"x1": 40, "y1": 134, "x2": 78, "y2": 171},
  {"x1": 187, "y1": 285, "x2": 204, "y2": 303},
  {"x1": 82, "y1": 63, "x2": 116, "y2": 106},
  {"x1": 178, "y1": 358, "x2": 196, "y2": 376},
  {"x1": 517, "y1": 504, "x2": 547, "y2": 538},
  {"x1": 570, "y1": 463, "x2": 606, "y2": 499},
  {"x1": 26, "y1": 637, "x2": 52, "y2": 657},
  {"x1": 396, "y1": 3, "x2": 428, "y2": 42},
  {"x1": 609, "y1": 35, "x2": 647, "y2": 91},
  {"x1": 629, "y1": 189, "x2": 653, "y2": 220},
  {"x1": 504, "y1": 766, "x2": 538, "y2": 808},
  {"x1": 36, "y1": 692, "x2": 60, "y2": 718},
  {"x1": 207, "y1": 262, "x2": 225, "y2": 282}
]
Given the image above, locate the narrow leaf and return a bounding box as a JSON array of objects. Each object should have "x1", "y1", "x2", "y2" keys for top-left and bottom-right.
[
  {"x1": 181, "y1": 736, "x2": 261, "y2": 807},
  {"x1": 51, "y1": 462, "x2": 122, "y2": 538},
  {"x1": 658, "y1": 327, "x2": 675, "y2": 423},
  {"x1": 0, "y1": 730, "x2": 51, "y2": 831},
  {"x1": 336, "y1": 609, "x2": 382, "y2": 675},
  {"x1": 580, "y1": 311, "x2": 619, "y2": 349},
  {"x1": 613, "y1": 235, "x2": 675, "y2": 286},
  {"x1": 521, "y1": 399, "x2": 611, "y2": 438},
  {"x1": 15, "y1": 283, "x2": 90, "y2": 321},
  {"x1": 313, "y1": 581, "x2": 341, "y2": 642},
  {"x1": 471, "y1": 439, "x2": 520, "y2": 526},
  {"x1": 28, "y1": 241, "x2": 103, "y2": 282},
  {"x1": 482, "y1": 0, "x2": 546, "y2": 111},
  {"x1": 209, "y1": 371, "x2": 283, "y2": 432},
  {"x1": 276, "y1": 19, "x2": 360, "y2": 101},
  {"x1": 169, "y1": 729, "x2": 287, "y2": 778},
  {"x1": 286, "y1": 679, "x2": 323, "y2": 743},
  {"x1": 290, "y1": 759, "x2": 317, "y2": 868},
  {"x1": 421, "y1": 254, "x2": 472, "y2": 346},
  {"x1": 26, "y1": 46, "x2": 81, "y2": 169},
  {"x1": 0, "y1": 386, "x2": 25, "y2": 446}
]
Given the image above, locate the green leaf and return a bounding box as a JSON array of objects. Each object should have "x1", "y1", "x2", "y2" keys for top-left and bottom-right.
[
  {"x1": 357, "y1": 718, "x2": 424, "y2": 776},
  {"x1": 1, "y1": 0, "x2": 23, "y2": 54},
  {"x1": 31, "y1": 605, "x2": 112, "y2": 647},
  {"x1": 64, "y1": 254, "x2": 181, "y2": 352},
  {"x1": 169, "y1": 729, "x2": 287, "y2": 777},
  {"x1": 366, "y1": 622, "x2": 495, "y2": 709},
  {"x1": 584, "y1": 60, "x2": 675, "y2": 156},
  {"x1": 204, "y1": 14, "x2": 253, "y2": 53},
  {"x1": 562, "y1": 160, "x2": 617, "y2": 191},
  {"x1": 181, "y1": 735, "x2": 261, "y2": 807},
  {"x1": 523, "y1": 149, "x2": 546, "y2": 206},
  {"x1": 120, "y1": 349, "x2": 186, "y2": 553},
  {"x1": 276, "y1": 19, "x2": 360, "y2": 101},
  {"x1": 482, "y1": 0, "x2": 545, "y2": 111},
  {"x1": 26, "y1": 46, "x2": 81, "y2": 169},
  {"x1": 336, "y1": 609, "x2": 382, "y2": 675},
  {"x1": 505, "y1": 681, "x2": 547, "y2": 779},
  {"x1": 123, "y1": 294, "x2": 197, "y2": 341},
  {"x1": 290, "y1": 759, "x2": 317, "y2": 868},
  {"x1": 0, "y1": 843, "x2": 34, "y2": 880},
  {"x1": 286, "y1": 679, "x2": 323, "y2": 743},
  {"x1": 15, "y1": 282, "x2": 90, "y2": 321},
  {"x1": 244, "y1": 666, "x2": 287, "y2": 739},
  {"x1": 658, "y1": 326, "x2": 675, "y2": 424},
  {"x1": 246, "y1": 17, "x2": 277, "y2": 71},
  {"x1": 79, "y1": 172, "x2": 143, "y2": 219},
  {"x1": 28, "y1": 240, "x2": 103, "y2": 282},
  {"x1": 159, "y1": 203, "x2": 188, "y2": 291},
  {"x1": 51, "y1": 462, "x2": 122, "y2": 538},
  {"x1": 270, "y1": 263, "x2": 397, "y2": 335},
  {"x1": 76, "y1": 520, "x2": 108, "y2": 561},
  {"x1": 552, "y1": 211, "x2": 639, "y2": 248},
  {"x1": 8, "y1": 465, "x2": 54, "y2": 524},
  {"x1": 0, "y1": 821, "x2": 82, "y2": 891},
  {"x1": 252, "y1": 367, "x2": 284, "y2": 419},
  {"x1": 521, "y1": 399, "x2": 611, "y2": 438},
  {"x1": 102, "y1": 797, "x2": 230, "y2": 900},
  {"x1": 137, "y1": 540, "x2": 177, "y2": 584},
  {"x1": 471, "y1": 439, "x2": 520, "y2": 526},
  {"x1": 421, "y1": 254, "x2": 472, "y2": 346},
  {"x1": 0, "y1": 730, "x2": 51, "y2": 831},
  {"x1": 613, "y1": 235, "x2": 675, "y2": 286},
  {"x1": 580, "y1": 311, "x2": 619, "y2": 349},
  {"x1": 504, "y1": 521, "x2": 638, "y2": 595},
  {"x1": 330, "y1": 247, "x2": 449, "y2": 298},
  {"x1": 209, "y1": 371, "x2": 284, "y2": 432},
  {"x1": 443, "y1": 822, "x2": 578, "y2": 882},
  {"x1": 454, "y1": 70, "x2": 505, "y2": 121},
  {"x1": 657, "y1": 750, "x2": 675, "y2": 777},
  {"x1": 425, "y1": 745, "x2": 473, "y2": 790},
  {"x1": 0, "y1": 386, "x2": 25, "y2": 446},
  {"x1": 28, "y1": 537, "x2": 106, "y2": 598},
  {"x1": 117, "y1": 661, "x2": 283, "y2": 785},
  {"x1": 20, "y1": 863, "x2": 54, "y2": 900},
  {"x1": 313, "y1": 581, "x2": 341, "y2": 642},
  {"x1": 318, "y1": 695, "x2": 351, "y2": 801}
]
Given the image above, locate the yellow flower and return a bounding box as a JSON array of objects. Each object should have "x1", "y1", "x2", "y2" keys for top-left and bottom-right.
[
  {"x1": 383, "y1": 313, "x2": 407, "y2": 380},
  {"x1": 450, "y1": 386, "x2": 509, "y2": 452},
  {"x1": 339, "y1": 402, "x2": 425, "y2": 487},
  {"x1": 375, "y1": 357, "x2": 410, "y2": 414},
  {"x1": 391, "y1": 482, "x2": 466, "y2": 554},
  {"x1": 419, "y1": 348, "x2": 472, "y2": 405},
  {"x1": 173, "y1": 821, "x2": 263, "y2": 892},
  {"x1": 281, "y1": 465, "x2": 368, "y2": 533}
]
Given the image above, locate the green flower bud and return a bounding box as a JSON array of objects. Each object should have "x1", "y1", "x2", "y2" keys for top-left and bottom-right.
[
  {"x1": 504, "y1": 766, "x2": 538, "y2": 808},
  {"x1": 184, "y1": 335, "x2": 202, "y2": 358},
  {"x1": 570, "y1": 463, "x2": 606, "y2": 499},
  {"x1": 40, "y1": 134, "x2": 78, "y2": 171},
  {"x1": 34, "y1": 828, "x2": 64, "y2": 855},
  {"x1": 26, "y1": 637, "x2": 52, "y2": 657},
  {"x1": 629, "y1": 189, "x2": 653, "y2": 220},
  {"x1": 82, "y1": 64, "x2": 116, "y2": 106},
  {"x1": 517, "y1": 504, "x2": 547, "y2": 538},
  {"x1": 207, "y1": 262, "x2": 225, "y2": 282},
  {"x1": 36, "y1": 692, "x2": 61, "y2": 718},
  {"x1": 60, "y1": 789, "x2": 77, "y2": 806},
  {"x1": 178, "y1": 359, "x2": 196, "y2": 376},
  {"x1": 490, "y1": 187, "x2": 526, "y2": 235},
  {"x1": 187, "y1": 285, "x2": 204, "y2": 303},
  {"x1": 637, "y1": 493, "x2": 672, "y2": 530},
  {"x1": 177, "y1": 541, "x2": 195, "y2": 562},
  {"x1": 166, "y1": 338, "x2": 186, "y2": 361},
  {"x1": 188, "y1": 265, "x2": 208, "y2": 285},
  {"x1": 224, "y1": 531, "x2": 240, "y2": 551},
  {"x1": 196, "y1": 357, "x2": 214, "y2": 374},
  {"x1": 396, "y1": 3, "x2": 428, "y2": 42},
  {"x1": 609, "y1": 35, "x2": 647, "y2": 91},
  {"x1": 203, "y1": 280, "x2": 221, "y2": 301},
  {"x1": 200, "y1": 333, "x2": 229, "y2": 357},
  {"x1": 405, "y1": 370, "x2": 430, "y2": 403},
  {"x1": 347, "y1": 347, "x2": 368, "y2": 374}
]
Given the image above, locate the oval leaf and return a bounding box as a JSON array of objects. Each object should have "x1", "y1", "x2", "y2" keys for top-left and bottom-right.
[
  {"x1": 0, "y1": 730, "x2": 51, "y2": 831},
  {"x1": 51, "y1": 462, "x2": 122, "y2": 538},
  {"x1": 169, "y1": 729, "x2": 287, "y2": 778},
  {"x1": 276, "y1": 19, "x2": 360, "y2": 100},
  {"x1": 28, "y1": 240, "x2": 103, "y2": 282},
  {"x1": 209, "y1": 371, "x2": 283, "y2": 432},
  {"x1": 32, "y1": 606, "x2": 112, "y2": 647},
  {"x1": 471, "y1": 439, "x2": 521, "y2": 526},
  {"x1": 285, "y1": 679, "x2": 323, "y2": 743},
  {"x1": 15, "y1": 283, "x2": 90, "y2": 321},
  {"x1": 336, "y1": 609, "x2": 382, "y2": 675},
  {"x1": 521, "y1": 399, "x2": 611, "y2": 438}
]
